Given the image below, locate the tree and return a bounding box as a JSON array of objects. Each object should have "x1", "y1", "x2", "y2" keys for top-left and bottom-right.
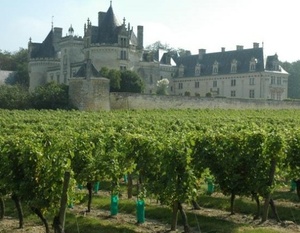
[
  {"x1": 120, "y1": 70, "x2": 144, "y2": 93},
  {"x1": 0, "y1": 85, "x2": 30, "y2": 109},
  {"x1": 1, "y1": 48, "x2": 29, "y2": 87},
  {"x1": 30, "y1": 82, "x2": 71, "y2": 110},
  {"x1": 156, "y1": 78, "x2": 169, "y2": 95},
  {"x1": 281, "y1": 61, "x2": 300, "y2": 99},
  {"x1": 108, "y1": 69, "x2": 121, "y2": 92}
]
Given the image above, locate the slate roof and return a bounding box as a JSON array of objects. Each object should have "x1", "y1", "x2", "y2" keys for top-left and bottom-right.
[
  {"x1": 74, "y1": 61, "x2": 100, "y2": 78},
  {"x1": 97, "y1": 5, "x2": 121, "y2": 44},
  {"x1": 30, "y1": 30, "x2": 56, "y2": 59},
  {"x1": 175, "y1": 47, "x2": 265, "y2": 77},
  {"x1": 265, "y1": 54, "x2": 278, "y2": 70}
]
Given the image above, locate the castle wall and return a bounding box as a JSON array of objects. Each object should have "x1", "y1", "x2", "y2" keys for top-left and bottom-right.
[
  {"x1": 110, "y1": 92, "x2": 300, "y2": 110},
  {"x1": 69, "y1": 77, "x2": 110, "y2": 111},
  {"x1": 28, "y1": 59, "x2": 60, "y2": 91}
]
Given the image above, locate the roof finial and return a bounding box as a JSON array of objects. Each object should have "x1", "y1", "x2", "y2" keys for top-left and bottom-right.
[
  {"x1": 110, "y1": 0, "x2": 112, "y2": 7},
  {"x1": 51, "y1": 16, "x2": 54, "y2": 30}
]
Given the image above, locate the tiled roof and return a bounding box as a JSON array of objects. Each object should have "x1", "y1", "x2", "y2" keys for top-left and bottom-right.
[
  {"x1": 30, "y1": 30, "x2": 56, "y2": 58},
  {"x1": 175, "y1": 47, "x2": 265, "y2": 77}
]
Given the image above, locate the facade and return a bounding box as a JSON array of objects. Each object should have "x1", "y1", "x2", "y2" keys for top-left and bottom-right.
[
  {"x1": 28, "y1": 3, "x2": 288, "y2": 100},
  {"x1": 172, "y1": 44, "x2": 288, "y2": 100}
]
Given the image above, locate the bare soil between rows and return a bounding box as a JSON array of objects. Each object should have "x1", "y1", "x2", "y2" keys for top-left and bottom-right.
[{"x1": 1, "y1": 203, "x2": 300, "y2": 233}]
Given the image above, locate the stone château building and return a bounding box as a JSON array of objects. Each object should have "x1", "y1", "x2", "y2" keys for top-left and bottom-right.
[{"x1": 28, "y1": 2, "x2": 288, "y2": 100}]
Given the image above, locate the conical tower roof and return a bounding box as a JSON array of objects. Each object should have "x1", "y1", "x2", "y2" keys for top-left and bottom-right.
[{"x1": 98, "y1": 4, "x2": 121, "y2": 44}]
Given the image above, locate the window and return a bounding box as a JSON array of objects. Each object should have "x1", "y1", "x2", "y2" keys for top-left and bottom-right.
[
  {"x1": 120, "y1": 66, "x2": 126, "y2": 71},
  {"x1": 150, "y1": 75, "x2": 153, "y2": 85},
  {"x1": 271, "y1": 76, "x2": 276, "y2": 84},
  {"x1": 231, "y1": 79, "x2": 236, "y2": 86},
  {"x1": 231, "y1": 90, "x2": 236, "y2": 97},
  {"x1": 120, "y1": 50, "x2": 127, "y2": 60},
  {"x1": 231, "y1": 59, "x2": 237, "y2": 73},
  {"x1": 276, "y1": 92, "x2": 282, "y2": 100},
  {"x1": 120, "y1": 37, "x2": 127, "y2": 47},
  {"x1": 195, "y1": 81, "x2": 199, "y2": 88},
  {"x1": 179, "y1": 65, "x2": 184, "y2": 77},
  {"x1": 231, "y1": 65, "x2": 237, "y2": 73},
  {"x1": 213, "y1": 80, "x2": 217, "y2": 87},
  {"x1": 213, "y1": 67, "x2": 218, "y2": 74},
  {"x1": 178, "y1": 83, "x2": 183, "y2": 89},
  {"x1": 271, "y1": 92, "x2": 275, "y2": 99},
  {"x1": 64, "y1": 73, "x2": 67, "y2": 83},
  {"x1": 277, "y1": 77, "x2": 281, "y2": 85},
  {"x1": 195, "y1": 64, "x2": 201, "y2": 76},
  {"x1": 249, "y1": 77, "x2": 255, "y2": 85},
  {"x1": 249, "y1": 90, "x2": 255, "y2": 98},
  {"x1": 212, "y1": 61, "x2": 218, "y2": 74},
  {"x1": 249, "y1": 57, "x2": 257, "y2": 71}
]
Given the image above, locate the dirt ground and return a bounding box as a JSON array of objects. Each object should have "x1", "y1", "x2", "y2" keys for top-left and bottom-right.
[{"x1": 1, "y1": 203, "x2": 300, "y2": 233}]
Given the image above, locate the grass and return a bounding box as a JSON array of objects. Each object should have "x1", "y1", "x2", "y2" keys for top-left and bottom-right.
[{"x1": 2, "y1": 186, "x2": 300, "y2": 233}]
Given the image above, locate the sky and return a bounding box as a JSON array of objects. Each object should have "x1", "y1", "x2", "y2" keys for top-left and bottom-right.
[{"x1": 1, "y1": 0, "x2": 300, "y2": 62}]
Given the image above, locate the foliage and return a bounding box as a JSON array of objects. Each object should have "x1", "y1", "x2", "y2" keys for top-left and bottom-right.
[
  {"x1": 0, "y1": 48, "x2": 29, "y2": 87},
  {"x1": 120, "y1": 70, "x2": 144, "y2": 93},
  {"x1": 30, "y1": 82, "x2": 71, "y2": 110},
  {"x1": 100, "y1": 68, "x2": 144, "y2": 93},
  {"x1": 0, "y1": 85, "x2": 30, "y2": 109},
  {"x1": 281, "y1": 61, "x2": 300, "y2": 99},
  {"x1": 2, "y1": 109, "x2": 300, "y2": 231},
  {"x1": 156, "y1": 78, "x2": 169, "y2": 95}
]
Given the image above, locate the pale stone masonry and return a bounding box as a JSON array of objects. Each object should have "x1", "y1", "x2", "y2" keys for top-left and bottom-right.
[{"x1": 28, "y1": 2, "x2": 289, "y2": 104}]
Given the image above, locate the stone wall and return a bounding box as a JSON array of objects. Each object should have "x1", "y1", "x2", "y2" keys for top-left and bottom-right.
[
  {"x1": 69, "y1": 78, "x2": 110, "y2": 111},
  {"x1": 110, "y1": 92, "x2": 300, "y2": 110}
]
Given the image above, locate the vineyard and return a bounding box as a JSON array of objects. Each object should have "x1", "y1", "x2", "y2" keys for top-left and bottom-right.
[{"x1": 1, "y1": 109, "x2": 300, "y2": 233}]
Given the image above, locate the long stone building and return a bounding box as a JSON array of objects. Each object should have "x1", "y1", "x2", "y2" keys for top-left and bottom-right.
[{"x1": 28, "y1": 2, "x2": 288, "y2": 101}]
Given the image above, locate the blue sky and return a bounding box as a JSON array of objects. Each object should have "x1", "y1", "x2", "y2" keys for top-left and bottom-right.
[{"x1": 1, "y1": 0, "x2": 300, "y2": 62}]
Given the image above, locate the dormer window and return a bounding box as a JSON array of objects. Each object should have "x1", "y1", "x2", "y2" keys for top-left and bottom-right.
[
  {"x1": 231, "y1": 59, "x2": 237, "y2": 73},
  {"x1": 120, "y1": 37, "x2": 127, "y2": 47},
  {"x1": 195, "y1": 63, "x2": 201, "y2": 76},
  {"x1": 212, "y1": 61, "x2": 219, "y2": 75},
  {"x1": 249, "y1": 57, "x2": 257, "y2": 72},
  {"x1": 273, "y1": 61, "x2": 280, "y2": 71},
  {"x1": 179, "y1": 64, "x2": 184, "y2": 77}
]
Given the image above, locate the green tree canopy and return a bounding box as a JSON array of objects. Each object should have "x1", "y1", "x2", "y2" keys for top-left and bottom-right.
[
  {"x1": 0, "y1": 85, "x2": 30, "y2": 109},
  {"x1": 100, "y1": 68, "x2": 144, "y2": 93},
  {"x1": 0, "y1": 48, "x2": 29, "y2": 87},
  {"x1": 281, "y1": 61, "x2": 300, "y2": 99},
  {"x1": 120, "y1": 70, "x2": 144, "y2": 93},
  {"x1": 30, "y1": 82, "x2": 71, "y2": 110}
]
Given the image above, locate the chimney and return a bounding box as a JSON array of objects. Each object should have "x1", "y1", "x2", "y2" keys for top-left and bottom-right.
[
  {"x1": 198, "y1": 49, "x2": 206, "y2": 59},
  {"x1": 137, "y1": 25, "x2": 144, "y2": 49},
  {"x1": 253, "y1": 42, "x2": 259, "y2": 49},
  {"x1": 221, "y1": 47, "x2": 225, "y2": 52},
  {"x1": 98, "y1": 12, "x2": 106, "y2": 26},
  {"x1": 236, "y1": 45, "x2": 244, "y2": 51}
]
